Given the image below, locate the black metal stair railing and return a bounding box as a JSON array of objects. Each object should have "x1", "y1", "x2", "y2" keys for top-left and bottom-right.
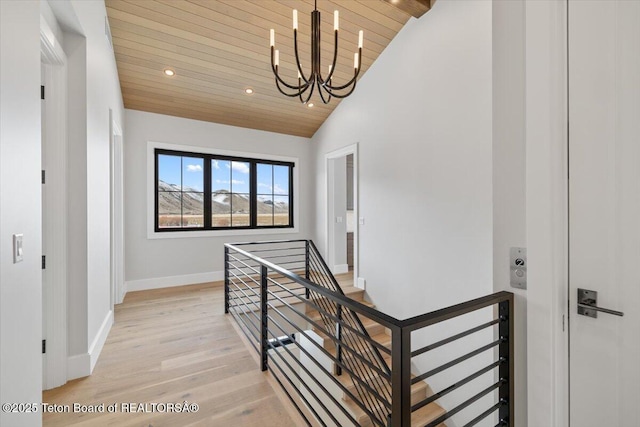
[{"x1": 224, "y1": 240, "x2": 514, "y2": 427}]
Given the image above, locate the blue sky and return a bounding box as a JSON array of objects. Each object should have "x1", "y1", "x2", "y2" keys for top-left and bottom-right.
[{"x1": 159, "y1": 154, "x2": 289, "y2": 195}]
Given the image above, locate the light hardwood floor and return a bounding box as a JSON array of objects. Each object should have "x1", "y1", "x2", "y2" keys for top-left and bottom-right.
[{"x1": 43, "y1": 281, "x2": 296, "y2": 427}]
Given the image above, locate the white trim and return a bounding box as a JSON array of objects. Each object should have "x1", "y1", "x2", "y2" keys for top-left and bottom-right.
[
  {"x1": 525, "y1": 1, "x2": 569, "y2": 426},
  {"x1": 67, "y1": 353, "x2": 90, "y2": 381},
  {"x1": 146, "y1": 141, "x2": 300, "y2": 239},
  {"x1": 325, "y1": 143, "x2": 359, "y2": 286},
  {"x1": 41, "y1": 16, "x2": 68, "y2": 391},
  {"x1": 89, "y1": 310, "x2": 113, "y2": 373},
  {"x1": 125, "y1": 271, "x2": 224, "y2": 293},
  {"x1": 332, "y1": 264, "x2": 349, "y2": 275},
  {"x1": 110, "y1": 116, "x2": 125, "y2": 305}
]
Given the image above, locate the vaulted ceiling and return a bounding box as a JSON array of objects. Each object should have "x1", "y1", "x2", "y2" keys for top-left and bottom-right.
[{"x1": 105, "y1": 0, "x2": 432, "y2": 137}]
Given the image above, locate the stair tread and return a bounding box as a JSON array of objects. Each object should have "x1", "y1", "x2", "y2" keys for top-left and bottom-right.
[{"x1": 342, "y1": 395, "x2": 446, "y2": 427}]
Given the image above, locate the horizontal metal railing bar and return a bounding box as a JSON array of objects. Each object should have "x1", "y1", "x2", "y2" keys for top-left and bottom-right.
[
  {"x1": 227, "y1": 304, "x2": 260, "y2": 354},
  {"x1": 412, "y1": 339, "x2": 503, "y2": 385},
  {"x1": 265, "y1": 363, "x2": 312, "y2": 427},
  {"x1": 266, "y1": 350, "x2": 328, "y2": 427},
  {"x1": 263, "y1": 308, "x2": 390, "y2": 422},
  {"x1": 411, "y1": 318, "x2": 501, "y2": 358},
  {"x1": 464, "y1": 401, "x2": 504, "y2": 427},
  {"x1": 230, "y1": 246, "x2": 306, "y2": 254},
  {"x1": 265, "y1": 302, "x2": 392, "y2": 410},
  {"x1": 227, "y1": 285, "x2": 262, "y2": 327},
  {"x1": 226, "y1": 243, "x2": 402, "y2": 328},
  {"x1": 401, "y1": 291, "x2": 514, "y2": 331},
  {"x1": 265, "y1": 335, "x2": 344, "y2": 427},
  {"x1": 267, "y1": 297, "x2": 392, "y2": 382},
  {"x1": 268, "y1": 281, "x2": 392, "y2": 356},
  {"x1": 266, "y1": 284, "x2": 395, "y2": 410},
  {"x1": 229, "y1": 239, "x2": 309, "y2": 246},
  {"x1": 227, "y1": 253, "x2": 262, "y2": 276},
  {"x1": 411, "y1": 359, "x2": 503, "y2": 412},
  {"x1": 425, "y1": 380, "x2": 505, "y2": 427},
  {"x1": 265, "y1": 319, "x2": 365, "y2": 427}
]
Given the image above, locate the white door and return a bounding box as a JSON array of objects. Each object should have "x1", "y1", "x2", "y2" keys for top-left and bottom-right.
[{"x1": 568, "y1": 1, "x2": 640, "y2": 426}]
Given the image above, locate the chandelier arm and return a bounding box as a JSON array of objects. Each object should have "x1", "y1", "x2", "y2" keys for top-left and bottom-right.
[
  {"x1": 323, "y1": 78, "x2": 357, "y2": 99},
  {"x1": 272, "y1": 60, "x2": 312, "y2": 91},
  {"x1": 275, "y1": 75, "x2": 311, "y2": 97},
  {"x1": 322, "y1": 48, "x2": 362, "y2": 91},
  {"x1": 316, "y1": 80, "x2": 332, "y2": 104},
  {"x1": 293, "y1": 30, "x2": 310, "y2": 84},
  {"x1": 300, "y1": 78, "x2": 316, "y2": 104}
]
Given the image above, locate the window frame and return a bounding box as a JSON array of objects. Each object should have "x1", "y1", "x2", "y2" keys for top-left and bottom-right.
[{"x1": 149, "y1": 142, "x2": 297, "y2": 237}]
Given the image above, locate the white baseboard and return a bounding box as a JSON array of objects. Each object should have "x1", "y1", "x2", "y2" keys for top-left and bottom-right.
[
  {"x1": 89, "y1": 310, "x2": 113, "y2": 373},
  {"x1": 124, "y1": 271, "x2": 224, "y2": 294},
  {"x1": 333, "y1": 264, "x2": 349, "y2": 275},
  {"x1": 67, "y1": 353, "x2": 90, "y2": 381}
]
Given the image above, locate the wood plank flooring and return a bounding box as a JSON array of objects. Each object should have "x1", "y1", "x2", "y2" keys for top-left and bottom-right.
[{"x1": 43, "y1": 281, "x2": 296, "y2": 427}]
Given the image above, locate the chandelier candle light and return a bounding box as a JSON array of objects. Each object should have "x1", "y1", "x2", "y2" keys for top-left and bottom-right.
[{"x1": 270, "y1": 0, "x2": 364, "y2": 104}]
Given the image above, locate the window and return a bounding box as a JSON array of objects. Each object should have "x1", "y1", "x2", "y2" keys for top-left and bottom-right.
[{"x1": 155, "y1": 149, "x2": 294, "y2": 231}]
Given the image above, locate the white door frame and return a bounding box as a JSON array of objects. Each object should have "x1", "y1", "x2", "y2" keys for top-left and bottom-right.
[
  {"x1": 110, "y1": 114, "x2": 125, "y2": 305},
  {"x1": 524, "y1": 0, "x2": 569, "y2": 425},
  {"x1": 325, "y1": 143, "x2": 359, "y2": 286},
  {"x1": 41, "y1": 17, "x2": 68, "y2": 390}
]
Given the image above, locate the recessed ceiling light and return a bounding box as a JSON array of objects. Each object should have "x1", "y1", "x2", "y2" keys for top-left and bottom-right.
[
  {"x1": 163, "y1": 68, "x2": 175, "y2": 77},
  {"x1": 307, "y1": 103, "x2": 314, "y2": 108},
  {"x1": 245, "y1": 88, "x2": 254, "y2": 94}
]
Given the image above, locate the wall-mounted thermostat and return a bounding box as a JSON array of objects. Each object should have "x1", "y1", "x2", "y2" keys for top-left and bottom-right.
[{"x1": 510, "y1": 247, "x2": 526, "y2": 289}]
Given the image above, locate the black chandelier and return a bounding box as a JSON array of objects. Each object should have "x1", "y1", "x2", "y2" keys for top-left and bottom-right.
[{"x1": 269, "y1": 0, "x2": 364, "y2": 104}]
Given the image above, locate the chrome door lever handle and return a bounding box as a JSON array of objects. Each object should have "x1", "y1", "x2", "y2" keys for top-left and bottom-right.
[{"x1": 577, "y1": 288, "x2": 624, "y2": 318}]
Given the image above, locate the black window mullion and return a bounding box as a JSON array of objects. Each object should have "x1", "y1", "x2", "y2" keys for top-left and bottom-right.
[
  {"x1": 250, "y1": 161, "x2": 257, "y2": 227},
  {"x1": 289, "y1": 164, "x2": 294, "y2": 227},
  {"x1": 155, "y1": 151, "x2": 159, "y2": 231},
  {"x1": 203, "y1": 155, "x2": 212, "y2": 229}
]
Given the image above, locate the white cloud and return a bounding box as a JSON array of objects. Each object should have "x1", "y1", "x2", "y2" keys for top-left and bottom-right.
[
  {"x1": 216, "y1": 179, "x2": 244, "y2": 185},
  {"x1": 212, "y1": 160, "x2": 220, "y2": 169},
  {"x1": 186, "y1": 164, "x2": 202, "y2": 172},
  {"x1": 231, "y1": 161, "x2": 250, "y2": 174},
  {"x1": 258, "y1": 182, "x2": 287, "y2": 194}
]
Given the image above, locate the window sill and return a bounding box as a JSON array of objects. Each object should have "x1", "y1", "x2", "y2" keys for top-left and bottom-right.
[{"x1": 147, "y1": 226, "x2": 299, "y2": 240}]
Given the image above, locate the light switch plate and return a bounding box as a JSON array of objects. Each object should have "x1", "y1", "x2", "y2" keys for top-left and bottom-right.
[
  {"x1": 13, "y1": 234, "x2": 24, "y2": 263},
  {"x1": 510, "y1": 247, "x2": 526, "y2": 289}
]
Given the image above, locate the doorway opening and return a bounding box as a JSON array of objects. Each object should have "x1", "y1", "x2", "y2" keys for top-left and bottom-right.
[{"x1": 326, "y1": 144, "x2": 359, "y2": 287}]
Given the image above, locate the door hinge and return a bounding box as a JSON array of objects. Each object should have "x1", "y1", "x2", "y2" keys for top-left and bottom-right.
[
  {"x1": 562, "y1": 314, "x2": 565, "y2": 332},
  {"x1": 42, "y1": 339, "x2": 46, "y2": 354},
  {"x1": 42, "y1": 170, "x2": 45, "y2": 184},
  {"x1": 42, "y1": 255, "x2": 46, "y2": 270},
  {"x1": 41, "y1": 85, "x2": 45, "y2": 100}
]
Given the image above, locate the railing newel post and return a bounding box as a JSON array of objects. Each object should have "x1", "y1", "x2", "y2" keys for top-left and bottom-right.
[
  {"x1": 335, "y1": 304, "x2": 343, "y2": 376},
  {"x1": 260, "y1": 265, "x2": 269, "y2": 371},
  {"x1": 498, "y1": 295, "x2": 514, "y2": 425},
  {"x1": 390, "y1": 325, "x2": 411, "y2": 426},
  {"x1": 305, "y1": 240, "x2": 310, "y2": 299},
  {"x1": 224, "y1": 246, "x2": 230, "y2": 314}
]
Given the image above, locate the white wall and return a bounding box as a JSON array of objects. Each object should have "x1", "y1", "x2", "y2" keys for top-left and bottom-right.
[
  {"x1": 492, "y1": 1, "x2": 527, "y2": 425},
  {"x1": 69, "y1": 0, "x2": 125, "y2": 372},
  {"x1": 312, "y1": 0, "x2": 493, "y2": 319},
  {"x1": 311, "y1": 0, "x2": 494, "y2": 424},
  {"x1": 123, "y1": 110, "x2": 311, "y2": 289},
  {"x1": 0, "y1": 2, "x2": 43, "y2": 426}
]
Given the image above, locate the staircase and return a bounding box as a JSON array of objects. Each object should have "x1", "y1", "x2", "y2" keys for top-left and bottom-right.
[
  {"x1": 306, "y1": 283, "x2": 447, "y2": 427},
  {"x1": 224, "y1": 240, "x2": 515, "y2": 427}
]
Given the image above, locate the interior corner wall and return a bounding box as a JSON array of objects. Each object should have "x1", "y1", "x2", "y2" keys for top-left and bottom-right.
[
  {"x1": 55, "y1": 0, "x2": 125, "y2": 376},
  {"x1": 492, "y1": 0, "x2": 527, "y2": 425},
  {"x1": 123, "y1": 110, "x2": 311, "y2": 289},
  {"x1": 311, "y1": 1, "x2": 493, "y2": 423},
  {"x1": 0, "y1": 1, "x2": 43, "y2": 426},
  {"x1": 312, "y1": 0, "x2": 493, "y2": 320}
]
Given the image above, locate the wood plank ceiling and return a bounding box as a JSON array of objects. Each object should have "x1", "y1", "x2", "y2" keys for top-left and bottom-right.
[{"x1": 105, "y1": 0, "x2": 428, "y2": 137}]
